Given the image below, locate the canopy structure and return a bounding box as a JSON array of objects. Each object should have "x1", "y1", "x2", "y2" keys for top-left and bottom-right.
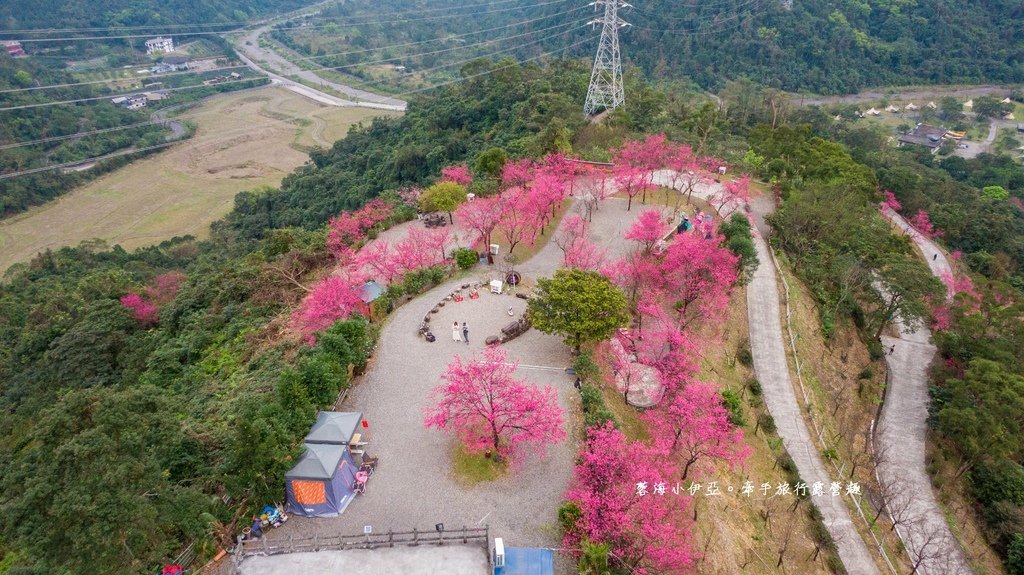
[
  {"x1": 496, "y1": 547, "x2": 555, "y2": 575},
  {"x1": 305, "y1": 411, "x2": 362, "y2": 445},
  {"x1": 285, "y1": 443, "x2": 357, "y2": 517}
]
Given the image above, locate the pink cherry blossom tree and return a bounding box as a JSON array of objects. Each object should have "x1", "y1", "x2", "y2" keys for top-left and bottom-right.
[
  {"x1": 647, "y1": 382, "x2": 751, "y2": 479},
  {"x1": 501, "y1": 158, "x2": 534, "y2": 195},
  {"x1": 456, "y1": 196, "x2": 504, "y2": 250},
  {"x1": 612, "y1": 164, "x2": 650, "y2": 212},
  {"x1": 423, "y1": 346, "x2": 566, "y2": 461},
  {"x1": 880, "y1": 189, "x2": 902, "y2": 212},
  {"x1": 657, "y1": 232, "x2": 739, "y2": 328},
  {"x1": 624, "y1": 209, "x2": 671, "y2": 254},
  {"x1": 565, "y1": 239, "x2": 608, "y2": 271},
  {"x1": 441, "y1": 164, "x2": 473, "y2": 187},
  {"x1": 564, "y1": 422, "x2": 695, "y2": 575},
  {"x1": 355, "y1": 240, "x2": 401, "y2": 283},
  {"x1": 393, "y1": 228, "x2": 439, "y2": 274},
  {"x1": 290, "y1": 274, "x2": 366, "y2": 339},
  {"x1": 143, "y1": 271, "x2": 185, "y2": 305},
  {"x1": 496, "y1": 187, "x2": 542, "y2": 254},
  {"x1": 120, "y1": 293, "x2": 159, "y2": 326},
  {"x1": 713, "y1": 175, "x2": 751, "y2": 212},
  {"x1": 909, "y1": 209, "x2": 943, "y2": 239}
]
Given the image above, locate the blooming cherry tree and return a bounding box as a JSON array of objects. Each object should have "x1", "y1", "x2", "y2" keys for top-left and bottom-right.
[
  {"x1": 424, "y1": 346, "x2": 566, "y2": 460},
  {"x1": 624, "y1": 209, "x2": 670, "y2": 254},
  {"x1": 648, "y1": 382, "x2": 751, "y2": 479},
  {"x1": 909, "y1": 209, "x2": 943, "y2": 239},
  {"x1": 456, "y1": 196, "x2": 504, "y2": 249},
  {"x1": 657, "y1": 232, "x2": 739, "y2": 328},
  {"x1": 441, "y1": 164, "x2": 473, "y2": 187},
  {"x1": 565, "y1": 422, "x2": 695, "y2": 575},
  {"x1": 290, "y1": 274, "x2": 366, "y2": 340},
  {"x1": 120, "y1": 293, "x2": 159, "y2": 326}
]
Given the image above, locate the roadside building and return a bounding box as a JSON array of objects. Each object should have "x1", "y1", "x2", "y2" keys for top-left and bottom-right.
[
  {"x1": 145, "y1": 37, "x2": 174, "y2": 54},
  {"x1": 2, "y1": 40, "x2": 26, "y2": 57},
  {"x1": 897, "y1": 123, "x2": 948, "y2": 153}
]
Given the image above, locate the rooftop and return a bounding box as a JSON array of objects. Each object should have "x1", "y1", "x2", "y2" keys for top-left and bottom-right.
[{"x1": 898, "y1": 123, "x2": 947, "y2": 149}]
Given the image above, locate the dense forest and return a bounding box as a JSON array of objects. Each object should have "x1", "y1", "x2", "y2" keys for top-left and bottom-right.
[
  {"x1": 274, "y1": 0, "x2": 1024, "y2": 94},
  {"x1": 0, "y1": 0, "x2": 312, "y2": 30},
  {"x1": 0, "y1": 59, "x2": 592, "y2": 574}
]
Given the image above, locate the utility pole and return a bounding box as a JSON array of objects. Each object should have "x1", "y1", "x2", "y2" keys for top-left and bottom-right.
[{"x1": 583, "y1": 0, "x2": 630, "y2": 116}]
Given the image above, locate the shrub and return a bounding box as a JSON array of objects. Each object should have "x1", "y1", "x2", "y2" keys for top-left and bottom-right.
[
  {"x1": 747, "y1": 378, "x2": 762, "y2": 396},
  {"x1": 868, "y1": 340, "x2": 884, "y2": 361},
  {"x1": 858, "y1": 367, "x2": 874, "y2": 380},
  {"x1": 757, "y1": 413, "x2": 776, "y2": 434},
  {"x1": 557, "y1": 501, "x2": 582, "y2": 536},
  {"x1": 454, "y1": 248, "x2": 478, "y2": 270},
  {"x1": 737, "y1": 339, "x2": 753, "y2": 367},
  {"x1": 573, "y1": 351, "x2": 600, "y2": 384},
  {"x1": 721, "y1": 389, "x2": 746, "y2": 426},
  {"x1": 1008, "y1": 534, "x2": 1024, "y2": 575},
  {"x1": 580, "y1": 384, "x2": 618, "y2": 429}
]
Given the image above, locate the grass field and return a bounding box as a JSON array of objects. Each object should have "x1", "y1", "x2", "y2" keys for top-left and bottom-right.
[{"x1": 0, "y1": 87, "x2": 400, "y2": 273}]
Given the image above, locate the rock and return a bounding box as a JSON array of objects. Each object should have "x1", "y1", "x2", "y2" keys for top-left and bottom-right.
[
  {"x1": 461, "y1": 284, "x2": 470, "y2": 289},
  {"x1": 515, "y1": 293, "x2": 530, "y2": 300},
  {"x1": 430, "y1": 307, "x2": 439, "y2": 314},
  {"x1": 485, "y1": 335, "x2": 501, "y2": 345},
  {"x1": 423, "y1": 316, "x2": 431, "y2": 323}
]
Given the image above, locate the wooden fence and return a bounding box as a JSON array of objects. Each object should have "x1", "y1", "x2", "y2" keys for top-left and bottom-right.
[{"x1": 232, "y1": 525, "x2": 490, "y2": 570}]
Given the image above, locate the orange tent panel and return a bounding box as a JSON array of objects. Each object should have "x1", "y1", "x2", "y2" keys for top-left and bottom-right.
[{"x1": 292, "y1": 480, "x2": 326, "y2": 505}]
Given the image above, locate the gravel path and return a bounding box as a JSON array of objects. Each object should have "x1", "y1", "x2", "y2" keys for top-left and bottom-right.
[{"x1": 875, "y1": 209, "x2": 971, "y2": 574}]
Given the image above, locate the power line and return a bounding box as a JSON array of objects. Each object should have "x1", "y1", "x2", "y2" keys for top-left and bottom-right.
[
  {"x1": 349, "y1": 24, "x2": 587, "y2": 94},
  {"x1": 1, "y1": 34, "x2": 589, "y2": 180},
  {"x1": 394, "y1": 36, "x2": 591, "y2": 98},
  {"x1": 0, "y1": 77, "x2": 264, "y2": 112},
  {"x1": 0, "y1": 120, "x2": 165, "y2": 150},
  {"x1": 0, "y1": 0, "x2": 539, "y2": 34},
  {"x1": 0, "y1": 141, "x2": 179, "y2": 180},
  {"x1": 0, "y1": 65, "x2": 249, "y2": 95},
  {"x1": 4, "y1": 0, "x2": 568, "y2": 42},
  {"x1": 294, "y1": 6, "x2": 585, "y2": 62},
  {"x1": 313, "y1": 20, "x2": 583, "y2": 75}
]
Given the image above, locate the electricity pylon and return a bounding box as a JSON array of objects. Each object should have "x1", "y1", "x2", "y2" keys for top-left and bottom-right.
[{"x1": 583, "y1": 0, "x2": 630, "y2": 116}]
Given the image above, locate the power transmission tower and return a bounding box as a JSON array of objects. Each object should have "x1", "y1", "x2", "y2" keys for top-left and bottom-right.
[{"x1": 583, "y1": 0, "x2": 630, "y2": 116}]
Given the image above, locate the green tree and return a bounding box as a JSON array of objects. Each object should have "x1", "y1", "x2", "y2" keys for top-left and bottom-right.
[
  {"x1": 974, "y1": 96, "x2": 1012, "y2": 119},
  {"x1": 870, "y1": 253, "x2": 944, "y2": 338},
  {"x1": 527, "y1": 269, "x2": 629, "y2": 353},
  {"x1": 939, "y1": 96, "x2": 963, "y2": 121},
  {"x1": 475, "y1": 147, "x2": 508, "y2": 180},
  {"x1": 719, "y1": 213, "x2": 759, "y2": 284},
  {"x1": 937, "y1": 359, "x2": 1024, "y2": 478},
  {"x1": 983, "y1": 185, "x2": 1010, "y2": 201},
  {"x1": 419, "y1": 181, "x2": 468, "y2": 224}
]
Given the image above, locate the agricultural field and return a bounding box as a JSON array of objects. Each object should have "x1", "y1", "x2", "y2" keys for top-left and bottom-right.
[{"x1": 0, "y1": 87, "x2": 400, "y2": 273}]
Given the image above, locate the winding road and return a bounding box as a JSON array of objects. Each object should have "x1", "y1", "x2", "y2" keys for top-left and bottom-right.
[
  {"x1": 651, "y1": 171, "x2": 883, "y2": 574},
  {"x1": 875, "y1": 208, "x2": 971, "y2": 574},
  {"x1": 232, "y1": 21, "x2": 406, "y2": 111}
]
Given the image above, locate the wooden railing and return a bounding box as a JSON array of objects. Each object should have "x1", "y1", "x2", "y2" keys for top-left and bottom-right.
[{"x1": 232, "y1": 525, "x2": 490, "y2": 570}]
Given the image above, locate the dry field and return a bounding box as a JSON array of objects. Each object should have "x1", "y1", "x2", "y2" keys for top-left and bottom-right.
[{"x1": 0, "y1": 86, "x2": 400, "y2": 273}]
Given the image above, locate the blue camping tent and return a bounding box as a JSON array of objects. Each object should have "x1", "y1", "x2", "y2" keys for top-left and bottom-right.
[{"x1": 284, "y1": 443, "x2": 357, "y2": 518}]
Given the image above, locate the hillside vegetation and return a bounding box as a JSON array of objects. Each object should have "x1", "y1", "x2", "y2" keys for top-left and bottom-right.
[
  {"x1": 272, "y1": 0, "x2": 1024, "y2": 94},
  {"x1": 0, "y1": 0, "x2": 312, "y2": 30}
]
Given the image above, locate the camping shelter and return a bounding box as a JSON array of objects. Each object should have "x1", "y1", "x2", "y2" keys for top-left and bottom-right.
[
  {"x1": 305, "y1": 411, "x2": 362, "y2": 445},
  {"x1": 285, "y1": 443, "x2": 358, "y2": 517}
]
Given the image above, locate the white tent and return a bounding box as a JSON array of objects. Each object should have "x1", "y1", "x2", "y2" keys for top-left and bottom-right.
[
  {"x1": 963, "y1": 99, "x2": 974, "y2": 110},
  {"x1": 865, "y1": 107, "x2": 881, "y2": 116},
  {"x1": 905, "y1": 103, "x2": 918, "y2": 111},
  {"x1": 1005, "y1": 113, "x2": 1016, "y2": 120},
  {"x1": 885, "y1": 105, "x2": 900, "y2": 113},
  {"x1": 926, "y1": 101, "x2": 937, "y2": 109},
  {"x1": 1001, "y1": 97, "x2": 1012, "y2": 104}
]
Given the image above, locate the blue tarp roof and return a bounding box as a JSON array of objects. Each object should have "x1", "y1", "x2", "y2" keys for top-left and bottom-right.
[
  {"x1": 360, "y1": 280, "x2": 385, "y2": 303},
  {"x1": 495, "y1": 548, "x2": 554, "y2": 575}
]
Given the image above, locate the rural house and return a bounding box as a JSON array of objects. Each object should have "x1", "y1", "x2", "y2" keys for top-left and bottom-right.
[
  {"x1": 898, "y1": 123, "x2": 948, "y2": 152},
  {"x1": 145, "y1": 37, "x2": 174, "y2": 54},
  {"x1": 2, "y1": 41, "x2": 25, "y2": 57}
]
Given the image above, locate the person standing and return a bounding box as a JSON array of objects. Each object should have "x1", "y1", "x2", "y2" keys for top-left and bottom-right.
[
  {"x1": 462, "y1": 322, "x2": 469, "y2": 344},
  {"x1": 452, "y1": 321, "x2": 461, "y2": 343}
]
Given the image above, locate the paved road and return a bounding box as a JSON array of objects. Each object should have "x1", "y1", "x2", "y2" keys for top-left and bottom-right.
[
  {"x1": 232, "y1": 22, "x2": 406, "y2": 111},
  {"x1": 650, "y1": 171, "x2": 882, "y2": 575},
  {"x1": 876, "y1": 208, "x2": 971, "y2": 575},
  {"x1": 798, "y1": 85, "x2": 1010, "y2": 107}
]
